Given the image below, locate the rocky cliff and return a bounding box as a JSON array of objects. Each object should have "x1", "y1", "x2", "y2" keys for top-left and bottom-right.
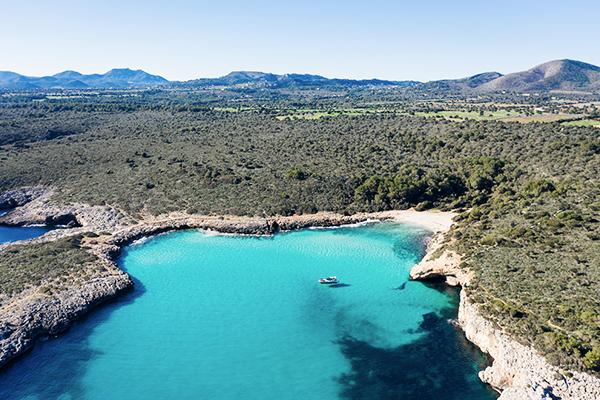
[
  {"x1": 410, "y1": 230, "x2": 600, "y2": 399},
  {"x1": 459, "y1": 291, "x2": 600, "y2": 400},
  {"x1": 409, "y1": 232, "x2": 472, "y2": 286}
]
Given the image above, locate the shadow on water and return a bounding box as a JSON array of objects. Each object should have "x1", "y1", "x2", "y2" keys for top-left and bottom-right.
[
  {"x1": 420, "y1": 281, "x2": 461, "y2": 314},
  {"x1": 329, "y1": 283, "x2": 352, "y2": 288},
  {"x1": 335, "y1": 285, "x2": 499, "y2": 400},
  {"x1": 0, "y1": 276, "x2": 147, "y2": 400},
  {"x1": 0, "y1": 224, "x2": 56, "y2": 245}
]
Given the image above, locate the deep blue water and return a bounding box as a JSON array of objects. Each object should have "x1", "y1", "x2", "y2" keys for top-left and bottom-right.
[
  {"x1": 0, "y1": 222, "x2": 498, "y2": 400},
  {"x1": 0, "y1": 210, "x2": 54, "y2": 244}
]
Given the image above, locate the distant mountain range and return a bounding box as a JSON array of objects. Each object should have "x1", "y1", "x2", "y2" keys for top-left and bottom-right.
[
  {"x1": 175, "y1": 71, "x2": 420, "y2": 89},
  {"x1": 1, "y1": 59, "x2": 599, "y2": 93},
  {"x1": 0, "y1": 69, "x2": 169, "y2": 89},
  {"x1": 0, "y1": 68, "x2": 418, "y2": 90}
]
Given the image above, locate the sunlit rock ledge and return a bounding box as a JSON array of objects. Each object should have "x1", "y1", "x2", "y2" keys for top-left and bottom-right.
[{"x1": 409, "y1": 231, "x2": 472, "y2": 286}]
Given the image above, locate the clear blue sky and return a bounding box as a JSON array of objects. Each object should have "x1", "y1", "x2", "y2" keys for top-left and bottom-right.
[{"x1": 2, "y1": 0, "x2": 599, "y2": 82}]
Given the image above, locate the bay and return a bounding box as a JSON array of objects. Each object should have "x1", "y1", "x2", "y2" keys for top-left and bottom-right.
[{"x1": 0, "y1": 222, "x2": 498, "y2": 399}]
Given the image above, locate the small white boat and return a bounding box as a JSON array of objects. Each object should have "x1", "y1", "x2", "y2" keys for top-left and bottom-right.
[{"x1": 319, "y1": 276, "x2": 339, "y2": 284}]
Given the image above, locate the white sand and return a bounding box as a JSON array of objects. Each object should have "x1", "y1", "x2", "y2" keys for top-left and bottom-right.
[{"x1": 370, "y1": 209, "x2": 458, "y2": 233}]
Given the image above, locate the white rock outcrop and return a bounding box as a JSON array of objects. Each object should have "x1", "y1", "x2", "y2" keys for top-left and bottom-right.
[{"x1": 409, "y1": 232, "x2": 472, "y2": 287}]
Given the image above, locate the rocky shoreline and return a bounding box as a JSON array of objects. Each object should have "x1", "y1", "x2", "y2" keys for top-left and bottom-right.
[
  {"x1": 0, "y1": 272, "x2": 133, "y2": 368},
  {"x1": 459, "y1": 291, "x2": 600, "y2": 400},
  {"x1": 410, "y1": 231, "x2": 600, "y2": 399}
]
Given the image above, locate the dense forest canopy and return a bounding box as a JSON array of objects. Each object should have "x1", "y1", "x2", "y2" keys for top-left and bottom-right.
[{"x1": 1, "y1": 88, "x2": 600, "y2": 374}]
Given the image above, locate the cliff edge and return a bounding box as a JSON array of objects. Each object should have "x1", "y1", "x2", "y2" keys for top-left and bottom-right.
[
  {"x1": 460, "y1": 291, "x2": 600, "y2": 400},
  {"x1": 409, "y1": 232, "x2": 472, "y2": 287},
  {"x1": 410, "y1": 228, "x2": 600, "y2": 399}
]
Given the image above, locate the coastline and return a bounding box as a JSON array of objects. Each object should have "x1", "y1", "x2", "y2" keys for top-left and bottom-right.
[
  {"x1": 459, "y1": 290, "x2": 600, "y2": 400},
  {"x1": 3, "y1": 188, "x2": 600, "y2": 399},
  {"x1": 410, "y1": 217, "x2": 600, "y2": 400}
]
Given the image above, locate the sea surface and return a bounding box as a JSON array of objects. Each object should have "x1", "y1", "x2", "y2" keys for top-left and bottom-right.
[
  {"x1": 0, "y1": 222, "x2": 498, "y2": 399},
  {"x1": 0, "y1": 210, "x2": 54, "y2": 244}
]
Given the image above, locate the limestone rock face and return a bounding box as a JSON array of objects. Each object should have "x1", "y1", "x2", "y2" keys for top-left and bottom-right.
[
  {"x1": 458, "y1": 291, "x2": 600, "y2": 400},
  {"x1": 409, "y1": 232, "x2": 472, "y2": 286},
  {"x1": 410, "y1": 228, "x2": 600, "y2": 399},
  {"x1": 0, "y1": 272, "x2": 134, "y2": 367},
  {"x1": 0, "y1": 187, "x2": 48, "y2": 209}
]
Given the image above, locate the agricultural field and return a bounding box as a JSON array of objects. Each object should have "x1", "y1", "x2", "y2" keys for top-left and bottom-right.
[{"x1": 563, "y1": 120, "x2": 600, "y2": 128}]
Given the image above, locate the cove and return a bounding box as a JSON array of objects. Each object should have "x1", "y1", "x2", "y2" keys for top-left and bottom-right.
[
  {"x1": 0, "y1": 222, "x2": 498, "y2": 399},
  {"x1": 0, "y1": 210, "x2": 54, "y2": 245}
]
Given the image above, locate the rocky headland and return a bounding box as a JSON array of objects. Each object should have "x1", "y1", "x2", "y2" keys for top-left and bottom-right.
[
  {"x1": 409, "y1": 231, "x2": 472, "y2": 287},
  {"x1": 0, "y1": 187, "x2": 123, "y2": 234},
  {"x1": 0, "y1": 271, "x2": 133, "y2": 368}
]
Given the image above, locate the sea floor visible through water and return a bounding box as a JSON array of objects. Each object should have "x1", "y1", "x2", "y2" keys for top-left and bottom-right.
[{"x1": 0, "y1": 222, "x2": 499, "y2": 400}]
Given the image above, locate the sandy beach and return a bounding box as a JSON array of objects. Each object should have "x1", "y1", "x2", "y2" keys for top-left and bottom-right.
[{"x1": 367, "y1": 209, "x2": 458, "y2": 233}]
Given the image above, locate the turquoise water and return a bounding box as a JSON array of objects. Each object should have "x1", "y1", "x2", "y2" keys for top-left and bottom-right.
[
  {"x1": 0, "y1": 222, "x2": 498, "y2": 399},
  {"x1": 0, "y1": 210, "x2": 54, "y2": 244}
]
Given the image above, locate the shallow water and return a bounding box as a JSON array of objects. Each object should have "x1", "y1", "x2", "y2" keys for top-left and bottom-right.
[{"x1": 0, "y1": 222, "x2": 498, "y2": 399}]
